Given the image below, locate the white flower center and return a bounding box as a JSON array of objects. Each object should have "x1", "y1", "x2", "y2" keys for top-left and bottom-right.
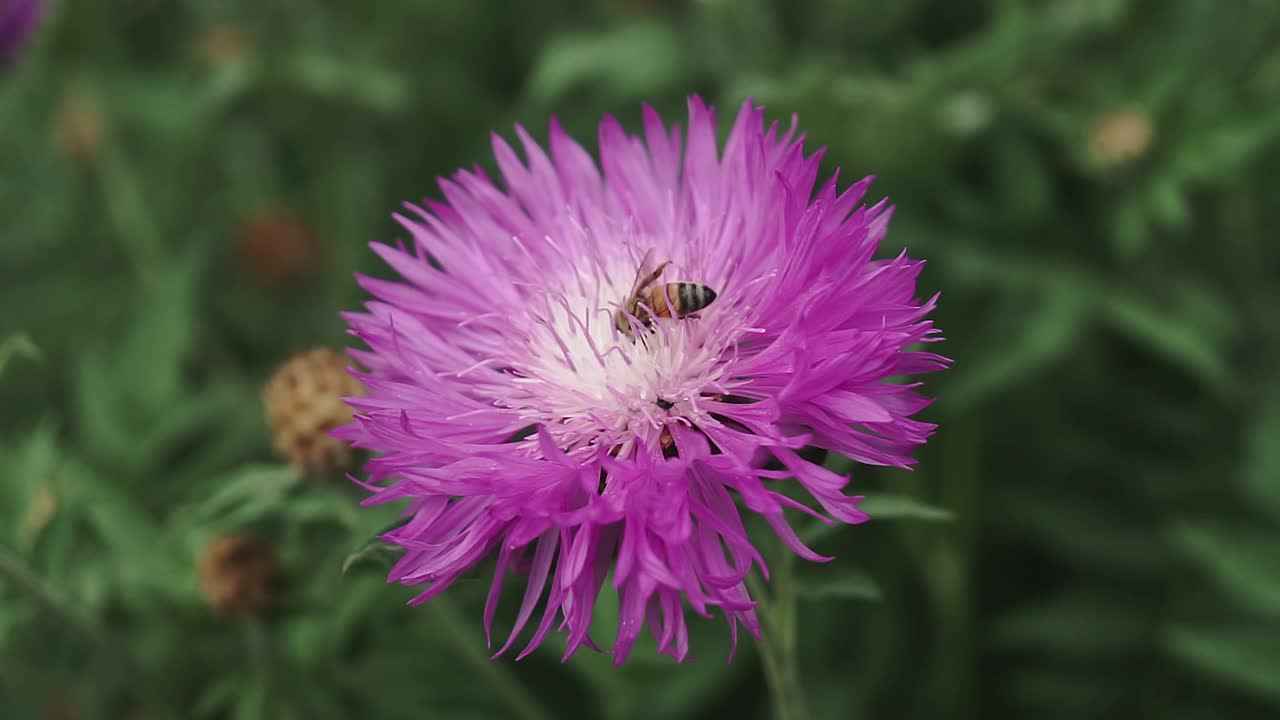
[{"x1": 487, "y1": 255, "x2": 731, "y2": 456}]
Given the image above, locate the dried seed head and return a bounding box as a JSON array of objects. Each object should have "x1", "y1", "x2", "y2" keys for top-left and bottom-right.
[
  {"x1": 198, "y1": 535, "x2": 277, "y2": 618},
  {"x1": 262, "y1": 348, "x2": 363, "y2": 472},
  {"x1": 235, "y1": 208, "x2": 317, "y2": 285},
  {"x1": 198, "y1": 24, "x2": 250, "y2": 67},
  {"x1": 51, "y1": 91, "x2": 103, "y2": 164},
  {"x1": 1089, "y1": 107, "x2": 1154, "y2": 167}
]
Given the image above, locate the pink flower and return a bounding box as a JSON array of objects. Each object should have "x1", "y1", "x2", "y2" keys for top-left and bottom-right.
[
  {"x1": 340, "y1": 97, "x2": 948, "y2": 664},
  {"x1": 0, "y1": 0, "x2": 47, "y2": 66}
]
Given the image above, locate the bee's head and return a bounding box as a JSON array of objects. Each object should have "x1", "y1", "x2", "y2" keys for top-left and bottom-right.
[{"x1": 614, "y1": 307, "x2": 635, "y2": 338}]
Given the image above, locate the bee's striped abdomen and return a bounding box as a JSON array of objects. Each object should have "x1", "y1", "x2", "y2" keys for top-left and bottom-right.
[{"x1": 647, "y1": 283, "x2": 718, "y2": 318}]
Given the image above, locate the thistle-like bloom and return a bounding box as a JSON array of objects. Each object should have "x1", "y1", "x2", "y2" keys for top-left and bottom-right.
[
  {"x1": 0, "y1": 0, "x2": 46, "y2": 66},
  {"x1": 340, "y1": 98, "x2": 948, "y2": 663}
]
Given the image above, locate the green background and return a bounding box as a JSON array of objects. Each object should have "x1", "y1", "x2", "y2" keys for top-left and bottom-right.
[{"x1": 4, "y1": 0, "x2": 1280, "y2": 718}]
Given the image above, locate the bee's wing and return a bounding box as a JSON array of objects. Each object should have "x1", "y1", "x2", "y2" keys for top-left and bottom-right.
[{"x1": 628, "y1": 247, "x2": 660, "y2": 296}]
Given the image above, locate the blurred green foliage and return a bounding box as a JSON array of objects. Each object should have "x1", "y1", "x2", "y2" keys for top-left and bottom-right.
[{"x1": 3, "y1": 0, "x2": 1280, "y2": 718}]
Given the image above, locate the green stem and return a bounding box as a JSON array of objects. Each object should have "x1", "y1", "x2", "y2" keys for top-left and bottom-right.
[
  {"x1": 242, "y1": 618, "x2": 272, "y2": 720},
  {"x1": 897, "y1": 420, "x2": 980, "y2": 718},
  {"x1": 96, "y1": 139, "x2": 167, "y2": 289},
  {"x1": 428, "y1": 596, "x2": 557, "y2": 720},
  {"x1": 749, "y1": 550, "x2": 811, "y2": 720},
  {"x1": 0, "y1": 546, "x2": 181, "y2": 720},
  {"x1": 0, "y1": 545, "x2": 104, "y2": 645},
  {"x1": 935, "y1": 420, "x2": 980, "y2": 716}
]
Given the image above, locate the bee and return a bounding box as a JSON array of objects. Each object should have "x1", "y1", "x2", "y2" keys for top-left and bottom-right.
[{"x1": 613, "y1": 249, "x2": 718, "y2": 339}]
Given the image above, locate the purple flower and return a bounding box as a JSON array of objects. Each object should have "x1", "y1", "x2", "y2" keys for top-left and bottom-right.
[
  {"x1": 0, "y1": 0, "x2": 46, "y2": 66},
  {"x1": 340, "y1": 98, "x2": 948, "y2": 664}
]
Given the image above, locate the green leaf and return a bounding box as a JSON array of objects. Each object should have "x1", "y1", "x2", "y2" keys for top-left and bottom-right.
[
  {"x1": 991, "y1": 133, "x2": 1052, "y2": 223},
  {"x1": 233, "y1": 679, "x2": 270, "y2": 720},
  {"x1": 135, "y1": 380, "x2": 263, "y2": 465},
  {"x1": 1244, "y1": 395, "x2": 1280, "y2": 511},
  {"x1": 283, "y1": 53, "x2": 409, "y2": 113},
  {"x1": 69, "y1": 255, "x2": 205, "y2": 466},
  {"x1": 860, "y1": 494, "x2": 954, "y2": 522},
  {"x1": 341, "y1": 539, "x2": 400, "y2": 577},
  {"x1": 1111, "y1": 196, "x2": 1150, "y2": 259},
  {"x1": 1166, "y1": 626, "x2": 1280, "y2": 705},
  {"x1": 283, "y1": 615, "x2": 333, "y2": 669},
  {"x1": 1000, "y1": 667, "x2": 1123, "y2": 719},
  {"x1": 795, "y1": 564, "x2": 881, "y2": 602},
  {"x1": 1171, "y1": 113, "x2": 1280, "y2": 183},
  {"x1": 1147, "y1": 176, "x2": 1190, "y2": 230},
  {"x1": 71, "y1": 353, "x2": 138, "y2": 463},
  {"x1": 1042, "y1": 0, "x2": 1133, "y2": 34},
  {"x1": 58, "y1": 458, "x2": 192, "y2": 602},
  {"x1": 796, "y1": 486, "x2": 951, "y2": 545},
  {"x1": 1097, "y1": 287, "x2": 1231, "y2": 392},
  {"x1": 0, "y1": 422, "x2": 61, "y2": 548},
  {"x1": 989, "y1": 591, "x2": 1148, "y2": 655},
  {"x1": 193, "y1": 675, "x2": 243, "y2": 718},
  {"x1": 0, "y1": 332, "x2": 40, "y2": 378},
  {"x1": 1174, "y1": 524, "x2": 1280, "y2": 615},
  {"x1": 997, "y1": 488, "x2": 1168, "y2": 575},
  {"x1": 945, "y1": 286, "x2": 1090, "y2": 410},
  {"x1": 528, "y1": 21, "x2": 686, "y2": 105},
  {"x1": 287, "y1": 491, "x2": 361, "y2": 528},
  {"x1": 187, "y1": 465, "x2": 300, "y2": 527},
  {"x1": 121, "y1": 255, "x2": 203, "y2": 416},
  {"x1": 316, "y1": 577, "x2": 389, "y2": 661}
]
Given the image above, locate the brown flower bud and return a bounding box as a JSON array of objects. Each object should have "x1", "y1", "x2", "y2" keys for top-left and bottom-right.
[
  {"x1": 1089, "y1": 107, "x2": 1154, "y2": 167},
  {"x1": 51, "y1": 91, "x2": 103, "y2": 164},
  {"x1": 198, "y1": 535, "x2": 277, "y2": 618},
  {"x1": 262, "y1": 348, "x2": 363, "y2": 472},
  {"x1": 235, "y1": 208, "x2": 318, "y2": 285},
  {"x1": 45, "y1": 699, "x2": 79, "y2": 720},
  {"x1": 198, "y1": 24, "x2": 250, "y2": 68}
]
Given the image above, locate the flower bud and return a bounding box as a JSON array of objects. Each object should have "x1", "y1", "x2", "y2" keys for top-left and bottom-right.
[
  {"x1": 51, "y1": 91, "x2": 104, "y2": 165},
  {"x1": 236, "y1": 208, "x2": 318, "y2": 285},
  {"x1": 262, "y1": 348, "x2": 363, "y2": 472},
  {"x1": 1089, "y1": 107, "x2": 1154, "y2": 167},
  {"x1": 198, "y1": 535, "x2": 277, "y2": 618}
]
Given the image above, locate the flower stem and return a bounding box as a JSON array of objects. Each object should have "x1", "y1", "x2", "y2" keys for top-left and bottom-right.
[
  {"x1": 0, "y1": 545, "x2": 105, "y2": 646},
  {"x1": 749, "y1": 550, "x2": 811, "y2": 720},
  {"x1": 428, "y1": 595, "x2": 557, "y2": 720},
  {"x1": 96, "y1": 131, "x2": 166, "y2": 289},
  {"x1": 0, "y1": 546, "x2": 181, "y2": 719},
  {"x1": 241, "y1": 618, "x2": 272, "y2": 720}
]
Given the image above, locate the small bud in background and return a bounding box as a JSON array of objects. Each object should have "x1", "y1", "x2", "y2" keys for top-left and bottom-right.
[
  {"x1": 235, "y1": 208, "x2": 318, "y2": 285},
  {"x1": 1016, "y1": 72, "x2": 1046, "y2": 99},
  {"x1": 20, "y1": 481, "x2": 57, "y2": 544},
  {"x1": 262, "y1": 348, "x2": 363, "y2": 472},
  {"x1": 45, "y1": 699, "x2": 78, "y2": 720},
  {"x1": 0, "y1": 0, "x2": 47, "y2": 68},
  {"x1": 197, "y1": 24, "x2": 250, "y2": 68},
  {"x1": 938, "y1": 90, "x2": 995, "y2": 137},
  {"x1": 198, "y1": 535, "x2": 277, "y2": 618},
  {"x1": 51, "y1": 91, "x2": 104, "y2": 165},
  {"x1": 1088, "y1": 107, "x2": 1154, "y2": 167}
]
